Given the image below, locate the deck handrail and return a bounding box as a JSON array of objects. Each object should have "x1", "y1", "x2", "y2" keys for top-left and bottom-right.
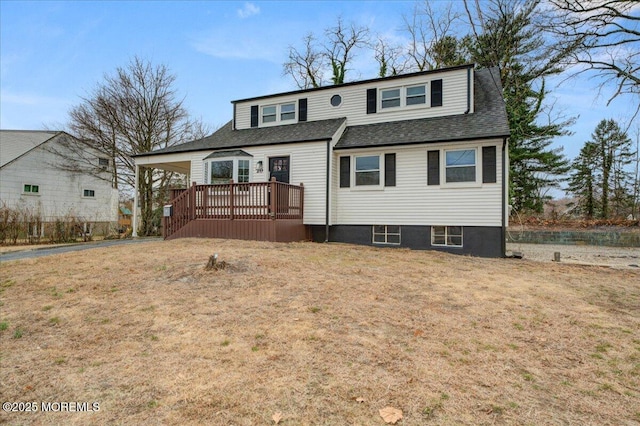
[{"x1": 163, "y1": 178, "x2": 304, "y2": 238}]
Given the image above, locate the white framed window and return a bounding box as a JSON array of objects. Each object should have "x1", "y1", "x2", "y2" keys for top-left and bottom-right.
[
  {"x1": 22, "y1": 184, "x2": 40, "y2": 195},
  {"x1": 280, "y1": 103, "x2": 296, "y2": 121},
  {"x1": 98, "y1": 157, "x2": 109, "y2": 167},
  {"x1": 380, "y1": 84, "x2": 427, "y2": 110},
  {"x1": 262, "y1": 103, "x2": 296, "y2": 124},
  {"x1": 237, "y1": 159, "x2": 250, "y2": 183},
  {"x1": 354, "y1": 155, "x2": 381, "y2": 186},
  {"x1": 432, "y1": 226, "x2": 463, "y2": 247},
  {"x1": 381, "y1": 88, "x2": 401, "y2": 109},
  {"x1": 373, "y1": 225, "x2": 401, "y2": 245},
  {"x1": 406, "y1": 85, "x2": 426, "y2": 105},
  {"x1": 262, "y1": 105, "x2": 277, "y2": 123},
  {"x1": 83, "y1": 189, "x2": 96, "y2": 198},
  {"x1": 209, "y1": 158, "x2": 252, "y2": 184},
  {"x1": 445, "y1": 149, "x2": 476, "y2": 183}
]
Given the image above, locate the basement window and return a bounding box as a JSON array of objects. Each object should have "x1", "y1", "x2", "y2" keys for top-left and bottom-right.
[
  {"x1": 373, "y1": 225, "x2": 401, "y2": 245},
  {"x1": 431, "y1": 226, "x2": 463, "y2": 247}
]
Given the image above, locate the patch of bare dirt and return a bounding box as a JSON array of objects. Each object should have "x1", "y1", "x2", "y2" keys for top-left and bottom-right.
[{"x1": 1, "y1": 239, "x2": 638, "y2": 425}]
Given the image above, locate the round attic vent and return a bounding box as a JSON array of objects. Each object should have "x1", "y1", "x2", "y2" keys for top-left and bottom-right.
[{"x1": 330, "y1": 94, "x2": 342, "y2": 107}]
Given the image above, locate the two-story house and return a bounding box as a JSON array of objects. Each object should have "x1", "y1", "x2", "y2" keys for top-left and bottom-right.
[
  {"x1": 0, "y1": 130, "x2": 119, "y2": 237},
  {"x1": 134, "y1": 64, "x2": 510, "y2": 257}
]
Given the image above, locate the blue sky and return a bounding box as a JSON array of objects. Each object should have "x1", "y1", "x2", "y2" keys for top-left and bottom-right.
[{"x1": 1, "y1": 0, "x2": 637, "y2": 171}]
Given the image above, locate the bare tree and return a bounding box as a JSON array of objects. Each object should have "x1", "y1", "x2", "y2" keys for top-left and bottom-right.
[
  {"x1": 283, "y1": 33, "x2": 324, "y2": 89},
  {"x1": 402, "y1": 1, "x2": 464, "y2": 71},
  {"x1": 374, "y1": 36, "x2": 409, "y2": 77},
  {"x1": 283, "y1": 17, "x2": 370, "y2": 88},
  {"x1": 546, "y1": 0, "x2": 640, "y2": 122},
  {"x1": 66, "y1": 57, "x2": 209, "y2": 235},
  {"x1": 325, "y1": 18, "x2": 370, "y2": 84}
]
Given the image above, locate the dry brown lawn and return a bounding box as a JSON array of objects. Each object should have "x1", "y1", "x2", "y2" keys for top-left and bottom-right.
[{"x1": 0, "y1": 238, "x2": 638, "y2": 425}]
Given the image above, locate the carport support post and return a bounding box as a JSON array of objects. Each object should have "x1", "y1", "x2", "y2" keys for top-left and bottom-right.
[{"x1": 132, "y1": 164, "x2": 139, "y2": 237}]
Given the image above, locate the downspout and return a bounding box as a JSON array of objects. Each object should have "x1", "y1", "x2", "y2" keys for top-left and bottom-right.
[
  {"x1": 464, "y1": 67, "x2": 471, "y2": 114},
  {"x1": 325, "y1": 139, "x2": 331, "y2": 243},
  {"x1": 501, "y1": 137, "x2": 507, "y2": 257}
]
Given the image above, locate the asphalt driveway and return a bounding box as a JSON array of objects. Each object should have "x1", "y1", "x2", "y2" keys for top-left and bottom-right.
[{"x1": 0, "y1": 237, "x2": 162, "y2": 262}]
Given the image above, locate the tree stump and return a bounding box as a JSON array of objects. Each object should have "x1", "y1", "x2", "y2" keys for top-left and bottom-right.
[{"x1": 205, "y1": 254, "x2": 227, "y2": 271}]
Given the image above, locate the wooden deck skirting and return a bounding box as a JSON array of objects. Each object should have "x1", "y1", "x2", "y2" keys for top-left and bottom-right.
[{"x1": 163, "y1": 179, "x2": 306, "y2": 242}]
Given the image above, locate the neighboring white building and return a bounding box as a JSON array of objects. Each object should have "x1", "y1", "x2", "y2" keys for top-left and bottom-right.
[
  {"x1": 135, "y1": 64, "x2": 511, "y2": 257},
  {"x1": 0, "y1": 130, "x2": 119, "y2": 235}
]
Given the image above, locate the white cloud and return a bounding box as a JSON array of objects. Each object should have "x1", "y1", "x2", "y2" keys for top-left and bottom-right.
[{"x1": 237, "y1": 2, "x2": 260, "y2": 19}]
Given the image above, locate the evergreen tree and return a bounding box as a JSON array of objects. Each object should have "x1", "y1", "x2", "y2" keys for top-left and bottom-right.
[
  {"x1": 464, "y1": 0, "x2": 573, "y2": 213},
  {"x1": 591, "y1": 119, "x2": 635, "y2": 218},
  {"x1": 567, "y1": 142, "x2": 600, "y2": 218}
]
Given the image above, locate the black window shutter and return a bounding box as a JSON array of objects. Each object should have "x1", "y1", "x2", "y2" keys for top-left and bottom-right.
[
  {"x1": 339, "y1": 156, "x2": 350, "y2": 188},
  {"x1": 299, "y1": 98, "x2": 307, "y2": 122},
  {"x1": 250, "y1": 105, "x2": 258, "y2": 127},
  {"x1": 385, "y1": 153, "x2": 396, "y2": 187},
  {"x1": 366, "y1": 88, "x2": 377, "y2": 114},
  {"x1": 431, "y1": 79, "x2": 443, "y2": 107},
  {"x1": 482, "y1": 146, "x2": 497, "y2": 183},
  {"x1": 427, "y1": 150, "x2": 440, "y2": 185}
]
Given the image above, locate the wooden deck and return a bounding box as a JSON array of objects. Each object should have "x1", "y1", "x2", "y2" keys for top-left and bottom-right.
[{"x1": 163, "y1": 179, "x2": 307, "y2": 242}]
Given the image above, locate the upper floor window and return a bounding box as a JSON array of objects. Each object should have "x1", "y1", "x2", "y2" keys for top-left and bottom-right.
[
  {"x1": 280, "y1": 103, "x2": 295, "y2": 120},
  {"x1": 83, "y1": 189, "x2": 96, "y2": 198},
  {"x1": 261, "y1": 103, "x2": 296, "y2": 124},
  {"x1": 380, "y1": 84, "x2": 427, "y2": 110},
  {"x1": 381, "y1": 88, "x2": 401, "y2": 109},
  {"x1": 445, "y1": 149, "x2": 476, "y2": 183},
  {"x1": 406, "y1": 85, "x2": 426, "y2": 105},
  {"x1": 262, "y1": 106, "x2": 277, "y2": 123},
  {"x1": 98, "y1": 157, "x2": 109, "y2": 167}
]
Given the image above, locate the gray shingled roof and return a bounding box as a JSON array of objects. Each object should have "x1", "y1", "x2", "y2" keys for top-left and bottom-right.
[
  {"x1": 139, "y1": 118, "x2": 346, "y2": 157},
  {"x1": 334, "y1": 67, "x2": 510, "y2": 150},
  {"x1": 139, "y1": 67, "x2": 508, "y2": 158}
]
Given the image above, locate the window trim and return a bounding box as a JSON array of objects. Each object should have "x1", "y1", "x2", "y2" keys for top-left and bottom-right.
[
  {"x1": 22, "y1": 183, "x2": 40, "y2": 195},
  {"x1": 372, "y1": 225, "x2": 401, "y2": 246},
  {"x1": 442, "y1": 147, "x2": 480, "y2": 187},
  {"x1": 353, "y1": 154, "x2": 383, "y2": 189},
  {"x1": 261, "y1": 102, "x2": 297, "y2": 125},
  {"x1": 379, "y1": 83, "x2": 428, "y2": 111},
  {"x1": 431, "y1": 226, "x2": 463, "y2": 247},
  {"x1": 207, "y1": 157, "x2": 252, "y2": 184}
]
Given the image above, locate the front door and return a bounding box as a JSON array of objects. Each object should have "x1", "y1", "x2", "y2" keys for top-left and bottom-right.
[{"x1": 269, "y1": 156, "x2": 290, "y2": 183}]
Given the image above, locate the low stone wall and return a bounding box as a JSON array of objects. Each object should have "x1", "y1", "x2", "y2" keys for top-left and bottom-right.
[{"x1": 506, "y1": 230, "x2": 640, "y2": 247}]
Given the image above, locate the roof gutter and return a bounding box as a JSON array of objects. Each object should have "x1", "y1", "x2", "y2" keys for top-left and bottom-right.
[{"x1": 465, "y1": 67, "x2": 471, "y2": 114}]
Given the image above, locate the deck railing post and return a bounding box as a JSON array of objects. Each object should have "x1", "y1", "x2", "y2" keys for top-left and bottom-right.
[
  {"x1": 229, "y1": 180, "x2": 235, "y2": 220},
  {"x1": 190, "y1": 182, "x2": 196, "y2": 221},
  {"x1": 270, "y1": 177, "x2": 277, "y2": 220},
  {"x1": 299, "y1": 183, "x2": 304, "y2": 220}
]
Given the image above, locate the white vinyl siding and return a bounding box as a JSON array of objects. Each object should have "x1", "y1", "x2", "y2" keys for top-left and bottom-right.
[
  {"x1": 233, "y1": 67, "x2": 471, "y2": 129},
  {"x1": 0, "y1": 136, "x2": 118, "y2": 223},
  {"x1": 334, "y1": 140, "x2": 503, "y2": 227}
]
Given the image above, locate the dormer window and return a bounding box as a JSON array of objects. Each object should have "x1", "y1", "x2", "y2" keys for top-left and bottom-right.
[
  {"x1": 406, "y1": 85, "x2": 426, "y2": 105},
  {"x1": 381, "y1": 88, "x2": 401, "y2": 109},
  {"x1": 380, "y1": 84, "x2": 428, "y2": 110},
  {"x1": 261, "y1": 103, "x2": 296, "y2": 125},
  {"x1": 280, "y1": 103, "x2": 295, "y2": 120},
  {"x1": 262, "y1": 106, "x2": 277, "y2": 123}
]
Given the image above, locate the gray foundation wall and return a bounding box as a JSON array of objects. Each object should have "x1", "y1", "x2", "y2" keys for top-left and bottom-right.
[{"x1": 310, "y1": 225, "x2": 504, "y2": 258}]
